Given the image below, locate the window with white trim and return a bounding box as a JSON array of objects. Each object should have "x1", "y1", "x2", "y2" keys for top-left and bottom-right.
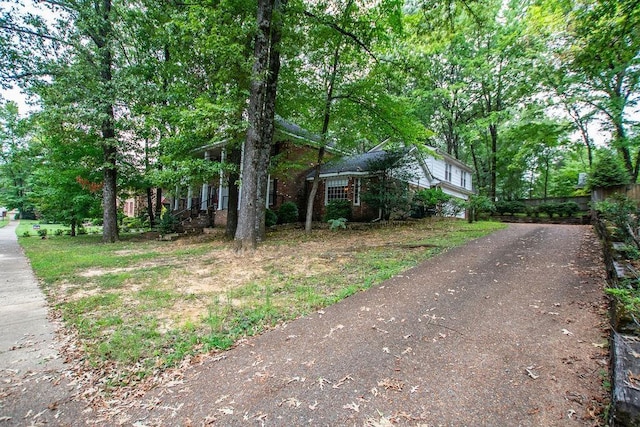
[
  {"x1": 325, "y1": 178, "x2": 349, "y2": 205},
  {"x1": 353, "y1": 178, "x2": 361, "y2": 206},
  {"x1": 460, "y1": 171, "x2": 467, "y2": 188},
  {"x1": 445, "y1": 163, "x2": 453, "y2": 182}
]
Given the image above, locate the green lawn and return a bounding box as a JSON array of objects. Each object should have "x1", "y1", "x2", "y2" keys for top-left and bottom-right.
[
  {"x1": 0, "y1": 218, "x2": 8, "y2": 228},
  {"x1": 18, "y1": 218, "x2": 506, "y2": 389}
]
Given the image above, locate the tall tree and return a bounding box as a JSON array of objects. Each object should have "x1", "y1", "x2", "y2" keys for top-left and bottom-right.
[
  {"x1": 235, "y1": 0, "x2": 285, "y2": 251},
  {"x1": 0, "y1": 101, "x2": 36, "y2": 218},
  {"x1": 565, "y1": 0, "x2": 640, "y2": 180},
  {"x1": 3, "y1": 0, "x2": 134, "y2": 242}
]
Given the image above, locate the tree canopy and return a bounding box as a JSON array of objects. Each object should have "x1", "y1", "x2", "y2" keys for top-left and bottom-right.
[{"x1": 1, "y1": 0, "x2": 638, "y2": 246}]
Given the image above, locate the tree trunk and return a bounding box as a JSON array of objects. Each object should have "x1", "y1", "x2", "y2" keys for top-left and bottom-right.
[
  {"x1": 304, "y1": 43, "x2": 341, "y2": 233},
  {"x1": 304, "y1": 147, "x2": 325, "y2": 233},
  {"x1": 97, "y1": 0, "x2": 118, "y2": 243},
  {"x1": 146, "y1": 187, "x2": 154, "y2": 227},
  {"x1": 234, "y1": 0, "x2": 283, "y2": 252}
]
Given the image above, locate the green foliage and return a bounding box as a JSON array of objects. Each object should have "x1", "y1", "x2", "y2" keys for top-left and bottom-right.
[
  {"x1": 606, "y1": 284, "x2": 640, "y2": 327},
  {"x1": 595, "y1": 194, "x2": 638, "y2": 243},
  {"x1": 265, "y1": 209, "x2": 278, "y2": 227},
  {"x1": 277, "y1": 202, "x2": 299, "y2": 224},
  {"x1": 327, "y1": 217, "x2": 347, "y2": 231},
  {"x1": 411, "y1": 188, "x2": 451, "y2": 218},
  {"x1": 362, "y1": 150, "x2": 415, "y2": 220},
  {"x1": 466, "y1": 194, "x2": 495, "y2": 222},
  {"x1": 559, "y1": 201, "x2": 580, "y2": 217},
  {"x1": 324, "y1": 200, "x2": 352, "y2": 222},
  {"x1": 494, "y1": 201, "x2": 526, "y2": 216},
  {"x1": 588, "y1": 153, "x2": 630, "y2": 189},
  {"x1": 159, "y1": 212, "x2": 178, "y2": 234},
  {"x1": 37, "y1": 228, "x2": 47, "y2": 237}
]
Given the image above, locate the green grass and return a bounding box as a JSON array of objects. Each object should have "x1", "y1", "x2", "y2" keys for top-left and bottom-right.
[
  {"x1": 18, "y1": 218, "x2": 505, "y2": 389},
  {"x1": 0, "y1": 217, "x2": 8, "y2": 228}
]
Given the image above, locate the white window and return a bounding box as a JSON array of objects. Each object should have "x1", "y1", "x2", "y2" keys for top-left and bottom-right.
[
  {"x1": 460, "y1": 171, "x2": 467, "y2": 188},
  {"x1": 445, "y1": 163, "x2": 453, "y2": 182},
  {"x1": 325, "y1": 178, "x2": 349, "y2": 205},
  {"x1": 353, "y1": 178, "x2": 361, "y2": 206}
]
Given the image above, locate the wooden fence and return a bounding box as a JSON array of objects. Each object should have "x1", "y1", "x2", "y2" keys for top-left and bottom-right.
[{"x1": 592, "y1": 184, "x2": 640, "y2": 204}]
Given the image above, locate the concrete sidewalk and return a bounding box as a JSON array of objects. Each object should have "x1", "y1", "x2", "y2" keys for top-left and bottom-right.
[{"x1": 0, "y1": 219, "x2": 79, "y2": 425}]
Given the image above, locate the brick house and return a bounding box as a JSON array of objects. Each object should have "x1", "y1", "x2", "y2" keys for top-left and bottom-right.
[{"x1": 307, "y1": 143, "x2": 474, "y2": 221}]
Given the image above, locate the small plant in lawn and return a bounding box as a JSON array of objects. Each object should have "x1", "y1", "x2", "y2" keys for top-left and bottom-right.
[
  {"x1": 37, "y1": 228, "x2": 48, "y2": 238},
  {"x1": 22, "y1": 231, "x2": 30, "y2": 237},
  {"x1": 328, "y1": 217, "x2": 347, "y2": 230}
]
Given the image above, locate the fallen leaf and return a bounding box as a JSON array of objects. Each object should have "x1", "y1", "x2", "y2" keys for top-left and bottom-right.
[
  {"x1": 562, "y1": 329, "x2": 573, "y2": 335},
  {"x1": 343, "y1": 402, "x2": 360, "y2": 412},
  {"x1": 525, "y1": 366, "x2": 540, "y2": 379},
  {"x1": 278, "y1": 397, "x2": 301, "y2": 408}
]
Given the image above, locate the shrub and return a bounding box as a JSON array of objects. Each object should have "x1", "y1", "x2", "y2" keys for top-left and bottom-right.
[
  {"x1": 37, "y1": 228, "x2": 48, "y2": 237},
  {"x1": 22, "y1": 231, "x2": 30, "y2": 237},
  {"x1": 265, "y1": 209, "x2": 278, "y2": 227},
  {"x1": 411, "y1": 188, "x2": 451, "y2": 218},
  {"x1": 494, "y1": 201, "x2": 525, "y2": 215},
  {"x1": 159, "y1": 212, "x2": 178, "y2": 234},
  {"x1": 559, "y1": 202, "x2": 580, "y2": 217},
  {"x1": 277, "y1": 202, "x2": 299, "y2": 224},
  {"x1": 537, "y1": 202, "x2": 556, "y2": 217},
  {"x1": 123, "y1": 216, "x2": 144, "y2": 229},
  {"x1": 324, "y1": 200, "x2": 352, "y2": 221},
  {"x1": 595, "y1": 194, "x2": 638, "y2": 243},
  {"x1": 54, "y1": 229, "x2": 64, "y2": 236},
  {"x1": 526, "y1": 205, "x2": 539, "y2": 217},
  {"x1": 466, "y1": 194, "x2": 495, "y2": 222}
]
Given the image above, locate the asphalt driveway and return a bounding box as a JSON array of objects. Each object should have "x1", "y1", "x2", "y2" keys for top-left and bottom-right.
[{"x1": 117, "y1": 223, "x2": 609, "y2": 426}]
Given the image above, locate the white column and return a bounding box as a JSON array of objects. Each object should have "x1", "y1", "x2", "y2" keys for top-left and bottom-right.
[
  {"x1": 265, "y1": 174, "x2": 271, "y2": 208},
  {"x1": 187, "y1": 186, "x2": 193, "y2": 210},
  {"x1": 217, "y1": 148, "x2": 226, "y2": 210},
  {"x1": 201, "y1": 151, "x2": 210, "y2": 210},
  {"x1": 174, "y1": 185, "x2": 180, "y2": 210}
]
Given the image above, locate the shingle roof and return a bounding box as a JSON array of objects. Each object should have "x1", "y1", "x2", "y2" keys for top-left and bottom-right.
[{"x1": 307, "y1": 150, "x2": 402, "y2": 178}]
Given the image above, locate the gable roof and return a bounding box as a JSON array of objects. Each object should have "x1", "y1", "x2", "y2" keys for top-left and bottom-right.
[
  {"x1": 194, "y1": 115, "x2": 335, "y2": 154},
  {"x1": 309, "y1": 150, "x2": 393, "y2": 178}
]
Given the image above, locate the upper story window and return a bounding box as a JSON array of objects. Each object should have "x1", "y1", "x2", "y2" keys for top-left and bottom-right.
[
  {"x1": 445, "y1": 163, "x2": 453, "y2": 182},
  {"x1": 460, "y1": 171, "x2": 467, "y2": 188}
]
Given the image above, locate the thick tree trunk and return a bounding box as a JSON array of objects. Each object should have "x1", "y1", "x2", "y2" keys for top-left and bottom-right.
[
  {"x1": 97, "y1": 0, "x2": 118, "y2": 243},
  {"x1": 102, "y1": 142, "x2": 118, "y2": 243},
  {"x1": 234, "y1": 0, "x2": 283, "y2": 252}
]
